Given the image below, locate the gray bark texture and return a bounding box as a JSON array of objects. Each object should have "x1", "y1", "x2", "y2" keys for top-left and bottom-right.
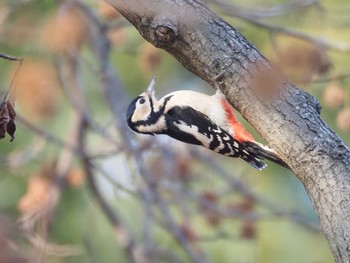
[{"x1": 106, "y1": 0, "x2": 350, "y2": 262}]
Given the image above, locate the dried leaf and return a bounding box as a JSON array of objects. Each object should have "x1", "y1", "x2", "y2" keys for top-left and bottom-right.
[
  {"x1": 323, "y1": 82, "x2": 346, "y2": 109},
  {"x1": 138, "y1": 43, "x2": 162, "y2": 75},
  {"x1": 7, "y1": 119, "x2": 16, "y2": 141},
  {"x1": 18, "y1": 161, "x2": 56, "y2": 215},
  {"x1": 227, "y1": 195, "x2": 255, "y2": 213},
  {"x1": 0, "y1": 100, "x2": 16, "y2": 141},
  {"x1": 0, "y1": 54, "x2": 20, "y2": 142},
  {"x1": 66, "y1": 168, "x2": 85, "y2": 188},
  {"x1": 99, "y1": 1, "x2": 121, "y2": 19},
  {"x1": 199, "y1": 191, "x2": 221, "y2": 226},
  {"x1": 14, "y1": 59, "x2": 58, "y2": 120},
  {"x1": 273, "y1": 41, "x2": 331, "y2": 84},
  {"x1": 179, "y1": 221, "x2": 197, "y2": 243},
  {"x1": 41, "y1": 4, "x2": 89, "y2": 53},
  {"x1": 0, "y1": 102, "x2": 9, "y2": 139},
  {"x1": 6, "y1": 101, "x2": 16, "y2": 141},
  {"x1": 337, "y1": 108, "x2": 350, "y2": 132},
  {"x1": 240, "y1": 221, "x2": 256, "y2": 240}
]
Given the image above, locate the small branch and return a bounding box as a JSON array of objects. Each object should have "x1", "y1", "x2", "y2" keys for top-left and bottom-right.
[
  {"x1": 17, "y1": 112, "x2": 133, "y2": 195},
  {"x1": 190, "y1": 150, "x2": 320, "y2": 232},
  {"x1": 55, "y1": 57, "x2": 123, "y2": 149},
  {"x1": 136, "y1": 161, "x2": 210, "y2": 263},
  {"x1": 16, "y1": 114, "x2": 79, "y2": 155},
  {"x1": 209, "y1": 0, "x2": 320, "y2": 19},
  {"x1": 0, "y1": 53, "x2": 22, "y2": 61},
  {"x1": 78, "y1": 118, "x2": 138, "y2": 263},
  {"x1": 211, "y1": 0, "x2": 350, "y2": 52},
  {"x1": 5, "y1": 138, "x2": 46, "y2": 169}
]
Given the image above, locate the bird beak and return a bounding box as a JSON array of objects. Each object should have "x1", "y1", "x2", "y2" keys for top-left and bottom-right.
[{"x1": 146, "y1": 77, "x2": 156, "y2": 97}]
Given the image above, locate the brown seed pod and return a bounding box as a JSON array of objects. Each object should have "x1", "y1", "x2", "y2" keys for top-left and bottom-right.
[
  {"x1": 240, "y1": 221, "x2": 256, "y2": 240},
  {"x1": 108, "y1": 28, "x2": 128, "y2": 46},
  {"x1": 99, "y1": 1, "x2": 121, "y2": 19},
  {"x1": 323, "y1": 82, "x2": 346, "y2": 109},
  {"x1": 66, "y1": 168, "x2": 85, "y2": 188},
  {"x1": 138, "y1": 43, "x2": 162, "y2": 75},
  {"x1": 13, "y1": 59, "x2": 59, "y2": 121},
  {"x1": 41, "y1": 4, "x2": 88, "y2": 53},
  {"x1": 199, "y1": 191, "x2": 222, "y2": 226},
  {"x1": 273, "y1": 41, "x2": 331, "y2": 84},
  {"x1": 337, "y1": 108, "x2": 350, "y2": 132},
  {"x1": 179, "y1": 221, "x2": 197, "y2": 243}
]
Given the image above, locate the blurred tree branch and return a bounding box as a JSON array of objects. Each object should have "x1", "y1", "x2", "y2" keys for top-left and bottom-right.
[
  {"x1": 209, "y1": 0, "x2": 350, "y2": 52},
  {"x1": 209, "y1": 0, "x2": 320, "y2": 19}
]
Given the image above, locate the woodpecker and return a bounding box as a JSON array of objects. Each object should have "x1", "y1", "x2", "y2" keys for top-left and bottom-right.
[{"x1": 126, "y1": 79, "x2": 288, "y2": 170}]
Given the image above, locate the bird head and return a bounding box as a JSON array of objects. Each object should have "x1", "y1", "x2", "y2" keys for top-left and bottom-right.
[{"x1": 126, "y1": 78, "x2": 164, "y2": 134}]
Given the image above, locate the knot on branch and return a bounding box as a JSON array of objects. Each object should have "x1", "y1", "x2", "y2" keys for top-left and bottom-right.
[
  {"x1": 155, "y1": 26, "x2": 175, "y2": 42},
  {"x1": 152, "y1": 20, "x2": 178, "y2": 47}
]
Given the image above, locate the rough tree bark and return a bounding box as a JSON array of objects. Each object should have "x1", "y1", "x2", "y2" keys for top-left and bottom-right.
[{"x1": 106, "y1": 0, "x2": 350, "y2": 262}]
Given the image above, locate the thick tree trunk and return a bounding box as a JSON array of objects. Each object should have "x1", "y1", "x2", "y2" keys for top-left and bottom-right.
[{"x1": 106, "y1": 0, "x2": 350, "y2": 262}]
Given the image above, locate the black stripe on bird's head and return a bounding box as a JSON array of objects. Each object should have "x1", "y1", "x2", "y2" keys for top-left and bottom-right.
[{"x1": 126, "y1": 78, "x2": 165, "y2": 134}]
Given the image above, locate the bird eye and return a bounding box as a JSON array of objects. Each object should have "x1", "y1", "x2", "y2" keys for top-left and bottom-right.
[{"x1": 139, "y1": 98, "x2": 146, "y2": 104}]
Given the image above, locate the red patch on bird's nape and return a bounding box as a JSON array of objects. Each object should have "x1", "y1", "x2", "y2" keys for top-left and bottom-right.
[{"x1": 220, "y1": 99, "x2": 255, "y2": 143}]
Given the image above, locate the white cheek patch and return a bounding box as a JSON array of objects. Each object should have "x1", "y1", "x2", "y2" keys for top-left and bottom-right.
[
  {"x1": 131, "y1": 104, "x2": 151, "y2": 123},
  {"x1": 175, "y1": 121, "x2": 213, "y2": 148}
]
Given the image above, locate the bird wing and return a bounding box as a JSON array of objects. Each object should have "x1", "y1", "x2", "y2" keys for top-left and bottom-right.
[{"x1": 165, "y1": 106, "x2": 267, "y2": 170}]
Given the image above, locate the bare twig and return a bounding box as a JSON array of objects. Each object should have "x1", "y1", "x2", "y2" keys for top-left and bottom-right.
[
  {"x1": 191, "y1": 150, "x2": 320, "y2": 232},
  {"x1": 55, "y1": 57, "x2": 123, "y2": 149},
  {"x1": 211, "y1": 0, "x2": 350, "y2": 52},
  {"x1": 209, "y1": 0, "x2": 320, "y2": 19},
  {"x1": 78, "y1": 117, "x2": 138, "y2": 263},
  {"x1": 16, "y1": 114, "x2": 79, "y2": 154},
  {"x1": 0, "y1": 53, "x2": 22, "y2": 62},
  {"x1": 0, "y1": 54, "x2": 22, "y2": 102}
]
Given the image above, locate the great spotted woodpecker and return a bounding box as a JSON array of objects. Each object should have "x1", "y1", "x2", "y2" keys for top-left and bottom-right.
[{"x1": 126, "y1": 79, "x2": 288, "y2": 170}]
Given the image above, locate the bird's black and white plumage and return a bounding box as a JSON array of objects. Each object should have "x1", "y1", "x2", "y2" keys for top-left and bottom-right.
[{"x1": 126, "y1": 79, "x2": 288, "y2": 170}]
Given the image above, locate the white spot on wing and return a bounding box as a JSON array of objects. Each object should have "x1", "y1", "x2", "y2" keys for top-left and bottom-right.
[
  {"x1": 174, "y1": 121, "x2": 213, "y2": 148},
  {"x1": 223, "y1": 134, "x2": 230, "y2": 141},
  {"x1": 213, "y1": 135, "x2": 224, "y2": 152},
  {"x1": 212, "y1": 127, "x2": 222, "y2": 133}
]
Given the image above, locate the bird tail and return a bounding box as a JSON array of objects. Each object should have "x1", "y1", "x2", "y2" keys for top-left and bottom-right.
[
  {"x1": 242, "y1": 141, "x2": 290, "y2": 169},
  {"x1": 240, "y1": 154, "x2": 267, "y2": 171}
]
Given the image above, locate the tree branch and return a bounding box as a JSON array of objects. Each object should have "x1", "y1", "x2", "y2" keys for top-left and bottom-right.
[
  {"x1": 209, "y1": 0, "x2": 350, "y2": 52},
  {"x1": 106, "y1": 0, "x2": 350, "y2": 262},
  {"x1": 209, "y1": 0, "x2": 320, "y2": 20}
]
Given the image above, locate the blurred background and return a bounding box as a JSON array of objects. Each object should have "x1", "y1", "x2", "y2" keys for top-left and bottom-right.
[{"x1": 0, "y1": 0, "x2": 349, "y2": 262}]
